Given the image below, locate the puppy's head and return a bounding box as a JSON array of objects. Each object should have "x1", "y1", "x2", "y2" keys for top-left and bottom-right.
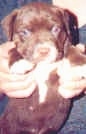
[{"x1": 1, "y1": 2, "x2": 76, "y2": 64}]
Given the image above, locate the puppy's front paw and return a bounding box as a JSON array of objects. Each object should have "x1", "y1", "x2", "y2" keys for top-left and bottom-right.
[{"x1": 10, "y1": 59, "x2": 34, "y2": 74}]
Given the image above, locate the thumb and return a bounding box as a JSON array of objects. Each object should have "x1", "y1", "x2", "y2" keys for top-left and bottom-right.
[{"x1": 0, "y1": 41, "x2": 15, "y2": 57}]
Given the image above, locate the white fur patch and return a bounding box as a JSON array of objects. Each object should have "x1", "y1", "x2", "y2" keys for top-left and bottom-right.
[
  {"x1": 33, "y1": 62, "x2": 59, "y2": 103},
  {"x1": 33, "y1": 62, "x2": 51, "y2": 103}
]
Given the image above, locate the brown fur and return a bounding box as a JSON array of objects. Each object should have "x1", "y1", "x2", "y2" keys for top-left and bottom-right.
[{"x1": 0, "y1": 2, "x2": 83, "y2": 134}]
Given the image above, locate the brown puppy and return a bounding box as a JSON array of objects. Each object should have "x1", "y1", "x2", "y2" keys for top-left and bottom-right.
[{"x1": 0, "y1": 2, "x2": 82, "y2": 134}]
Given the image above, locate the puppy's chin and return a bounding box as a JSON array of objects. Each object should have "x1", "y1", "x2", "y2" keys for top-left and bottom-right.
[{"x1": 10, "y1": 59, "x2": 35, "y2": 74}]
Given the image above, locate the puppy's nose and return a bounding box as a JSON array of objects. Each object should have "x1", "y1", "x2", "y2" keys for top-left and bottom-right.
[{"x1": 37, "y1": 47, "x2": 50, "y2": 55}]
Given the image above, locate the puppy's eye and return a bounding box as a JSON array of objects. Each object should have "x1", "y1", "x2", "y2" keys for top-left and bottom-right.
[
  {"x1": 19, "y1": 29, "x2": 31, "y2": 37},
  {"x1": 51, "y1": 25, "x2": 61, "y2": 38}
]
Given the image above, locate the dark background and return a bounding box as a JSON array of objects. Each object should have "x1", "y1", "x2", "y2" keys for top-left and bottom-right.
[{"x1": 0, "y1": 0, "x2": 86, "y2": 134}]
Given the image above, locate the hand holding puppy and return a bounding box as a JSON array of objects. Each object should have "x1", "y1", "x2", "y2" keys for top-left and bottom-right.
[
  {"x1": 0, "y1": 41, "x2": 86, "y2": 99},
  {"x1": 0, "y1": 42, "x2": 36, "y2": 98}
]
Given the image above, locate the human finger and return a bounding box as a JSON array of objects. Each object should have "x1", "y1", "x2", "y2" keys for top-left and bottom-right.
[
  {"x1": 5, "y1": 82, "x2": 36, "y2": 98},
  {"x1": 0, "y1": 71, "x2": 30, "y2": 81},
  {"x1": 58, "y1": 78, "x2": 86, "y2": 98},
  {"x1": 0, "y1": 41, "x2": 15, "y2": 57},
  {"x1": 0, "y1": 42, "x2": 16, "y2": 72},
  {"x1": 76, "y1": 44, "x2": 86, "y2": 54},
  {"x1": 0, "y1": 72, "x2": 35, "y2": 93},
  {"x1": 0, "y1": 78, "x2": 35, "y2": 93}
]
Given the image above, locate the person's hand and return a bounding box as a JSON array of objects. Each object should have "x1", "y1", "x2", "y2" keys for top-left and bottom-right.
[
  {"x1": 0, "y1": 42, "x2": 36, "y2": 98},
  {"x1": 58, "y1": 44, "x2": 86, "y2": 98},
  {"x1": 58, "y1": 72, "x2": 86, "y2": 99}
]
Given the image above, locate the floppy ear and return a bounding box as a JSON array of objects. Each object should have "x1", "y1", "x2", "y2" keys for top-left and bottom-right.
[
  {"x1": 59, "y1": 10, "x2": 79, "y2": 57},
  {"x1": 64, "y1": 9, "x2": 79, "y2": 45},
  {"x1": 1, "y1": 9, "x2": 18, "y2": 40}
]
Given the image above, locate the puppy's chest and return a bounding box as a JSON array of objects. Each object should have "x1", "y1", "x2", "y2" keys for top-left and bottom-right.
[
  {"x1": 9, "y1": 87, "x2": 59, "y2": 121},
  {"x1": 9, "y1": 68, "x2": 59, "y2": 113}
]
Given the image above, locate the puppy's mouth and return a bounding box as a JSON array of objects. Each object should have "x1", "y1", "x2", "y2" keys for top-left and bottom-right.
[
  {"x1": 32, "y1": 42, "x2": 58, "y2": 63},
  {"x1": 33, "y1": 46, "x2": 51, "y2": 62},
  {"x1": 36, "y1": 47, "x2": 50, "y2": 56}
]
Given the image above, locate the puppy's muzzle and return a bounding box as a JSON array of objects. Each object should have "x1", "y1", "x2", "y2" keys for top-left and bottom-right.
[{"x1": 33, "y1": 42, "x2": 58, "y2": 63}]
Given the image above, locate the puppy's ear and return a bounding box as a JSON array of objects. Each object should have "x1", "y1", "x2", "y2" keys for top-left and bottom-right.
[
  {"x1": 64, "y1": 10, "x2": 79, "y2": 45},
  {"x1": 1, "y1": 9, "x2": 18, "y2": 40}
]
